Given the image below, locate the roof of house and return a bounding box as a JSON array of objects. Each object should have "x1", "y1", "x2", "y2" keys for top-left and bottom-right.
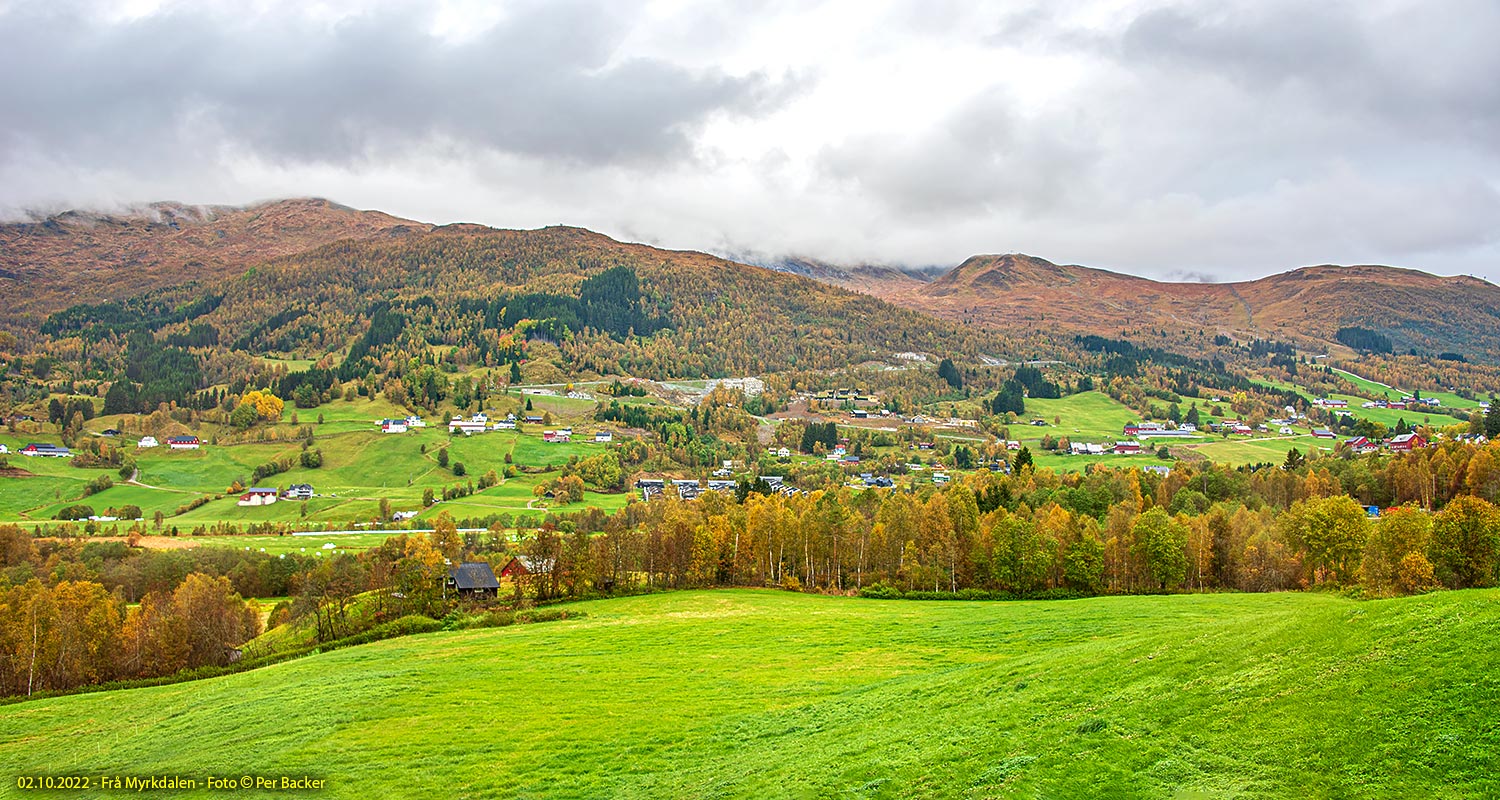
[
  {"x1": 166, "y1": 435, "x2": 199, "y2": 442},
  {"x1": 449, "y1": 562, "x2": 500, "y2": 590},
  {"x1": 23, "y1": 442, "x2": 68, "y2": 451},
  {"x1": 244, "y1": 488, "x2": 278, "y2": 494}
]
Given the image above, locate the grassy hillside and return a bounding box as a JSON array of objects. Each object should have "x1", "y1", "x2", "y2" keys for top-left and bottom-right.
[{"x1": 2, "y1": 589, "x2": 1496, "y2": 798}]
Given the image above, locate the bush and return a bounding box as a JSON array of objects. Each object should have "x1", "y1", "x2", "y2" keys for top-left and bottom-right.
[
  {"x1": 859, "y1": 582, "x2": 904, "y2": 599},
  {"x1": 55, "y1": 504, "x2": 96, "y2": 521}
]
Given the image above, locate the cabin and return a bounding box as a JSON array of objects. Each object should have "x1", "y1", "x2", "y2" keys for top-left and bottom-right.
[
  {"x1": 137, "y1": 436, "x2": 159, "y2": 449},
  {"x1": 100, "y1": 428, "x2": 122, "y2": 437},
  {"x1": 380, "y1": 418, "x2": 408, "y2": 434},
  {"x1": 237, "y1": 488, "x2": 279, "y2": 507},
  {"x1": 499, "y1": 555, "x2": 553, "y2": 579},
  {"x1": 19, "y1": 443, "x2": 70, "y2": 458},
  {"x1": 1388, "y1": 433, "x2": 1427, "y2": 451},
  {"x1": 594, "y1": 431, "x2": 612, "y2": 443},
  {"x1": 283, "y1": 483, "x2": 314, "y2": 500},
  {"x1": 167, "y1": 435, "x2": 201, "y2": 450},
  {"x1": 1113, "y1": 441, "x2": 1142, "y2": 455},
  {"x1": 446, "y1": 562, "x2": 500, "y2": 599}
]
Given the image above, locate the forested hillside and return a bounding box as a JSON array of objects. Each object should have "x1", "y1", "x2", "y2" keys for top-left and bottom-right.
[{"x1": 27, "y1": 224, "x2": 1008, "y2": 407}]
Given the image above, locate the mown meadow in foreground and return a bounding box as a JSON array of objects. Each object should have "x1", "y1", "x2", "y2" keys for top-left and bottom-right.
[{"x1": 1, "y1": 589, "x2": 1496, "y2": 798}]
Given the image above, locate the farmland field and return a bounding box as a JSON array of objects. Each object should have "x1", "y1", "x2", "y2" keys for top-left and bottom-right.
[
  {"x1": 1022, "y1": 391, "x2": 1139, "y2": 441},
  {"x1": 2, "y1": 589, "x2": 1496, "y2": 798}
]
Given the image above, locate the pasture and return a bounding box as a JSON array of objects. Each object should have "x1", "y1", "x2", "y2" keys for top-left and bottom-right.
[{"x1": 1, "y1": 589, "x2": 1495, "y2": 798}]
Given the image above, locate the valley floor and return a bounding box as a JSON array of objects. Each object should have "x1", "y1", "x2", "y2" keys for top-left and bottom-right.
[{"x1": 1, "y1": 589, "x2": 1496, "y2": 798}]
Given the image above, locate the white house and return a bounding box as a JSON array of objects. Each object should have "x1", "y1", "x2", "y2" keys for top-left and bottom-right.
[
  {"x1": 493, "y1": 420, "x2": 516, "y2": 430},
  {"x1": 405, "y1": 415, "x2": 426, "y2": 428},
  {"x1": 137, "y1": 436, "x2": 159, "y2": 449},
  {"x1": 380, "y1": 418, "x2": 408, "y2": 434},
  {"x1": 595, "y1": 431, "x2": 613, "y2": 443},
  {"x1": 282, "y1": 483, "x2": 314, "y2": 500},
  {"x1": 776, "y1": 447, "x2": 791, "y2": 458}
]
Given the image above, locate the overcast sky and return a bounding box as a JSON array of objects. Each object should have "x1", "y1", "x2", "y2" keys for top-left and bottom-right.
[{"x1": 3, "y1": 0, "x2": 1499, "y2": 281}]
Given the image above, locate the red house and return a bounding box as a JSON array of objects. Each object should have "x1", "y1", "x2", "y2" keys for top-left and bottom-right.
[
  {"x1": 1388, "y1": 433, "x2": 1427, "y2": 451},
  {"x1": 1113, "y1": 441, "x2": 1142, "y2": 455}
]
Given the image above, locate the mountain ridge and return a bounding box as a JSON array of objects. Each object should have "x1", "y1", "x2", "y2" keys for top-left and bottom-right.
[{"x1": 6, "y1": 196, "x2": 1500, "y2": 360}]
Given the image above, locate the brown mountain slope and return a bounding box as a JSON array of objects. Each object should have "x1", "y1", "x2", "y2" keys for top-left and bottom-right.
[
  {"x1": 874, "y1": 253, "x2": 1500, "y2": 358},
  {"x1": 0, "y1": 198, "x2": 430, "y2": 333}
]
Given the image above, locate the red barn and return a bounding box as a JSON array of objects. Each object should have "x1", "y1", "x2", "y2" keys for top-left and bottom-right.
[{"x1": 499, "y1": 556, "x2": 554, "y2": 579}]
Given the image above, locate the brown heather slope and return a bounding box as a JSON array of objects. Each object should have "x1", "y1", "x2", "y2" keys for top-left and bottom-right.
[
  {"x1": 871, "y1": 253, "x2": 1500, "y2": 359},
  {"x1": 0, "y1": 198, "x2": 430, "y2": 334}
]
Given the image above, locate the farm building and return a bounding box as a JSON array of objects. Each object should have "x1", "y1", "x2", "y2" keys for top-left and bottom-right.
[
  {"x1": 1113, "y1": 441, "x2": 1142, "y2": 455},
  {"x1": 446, "y1": 562, "x2": 500, "y2": 599},
  {"x1": 237, "y1": 488, "x2": 279, "y2": 507},
  {"x1": 542, "y1": 430, "x2": 571, "y2": 443},
  {"x1": 448, "y1": 418, "x2": 487, "y2": 435},
  {"x1": 137, "y1": 436, "x2": 159, "y2": 449},
  {"x1": 379, "y1": 418, "x2": 408, "y2": 434},
  {"x1": 1312, "y1": 429, "x2": 1337, "y2": 439},
  {"x1": 1345, "y1": 437, "x2": 1379, "y2": 454},
  {"x1": 19, "y1": 443, "x2": 70, "y2": 458},
  {"x1": 166, "y1": 435, "x2": 201, "y2": 450}
]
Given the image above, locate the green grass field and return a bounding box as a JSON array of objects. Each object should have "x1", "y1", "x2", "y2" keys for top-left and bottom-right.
[
  {"x1": 1182, "y1": 434, "x2": 1332, "y2": 466},
  {"x1": 2, "y1": 589, "x2": 1495, "y2": 798},
  {"x1": 1021, "y1": 391, "x2": 1139, "y2": 441}
]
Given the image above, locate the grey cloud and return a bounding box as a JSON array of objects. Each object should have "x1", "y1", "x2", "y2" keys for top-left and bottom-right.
[
  {"x1": 817, "y1": 86, "x2": 1100, "y2": 219},
  {"x1": 0, "y1": 0, "x2": 788, "y2": 170},
  {"x1": 1120, "y1": 1, "x2": 1500, "y2": 154}
]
